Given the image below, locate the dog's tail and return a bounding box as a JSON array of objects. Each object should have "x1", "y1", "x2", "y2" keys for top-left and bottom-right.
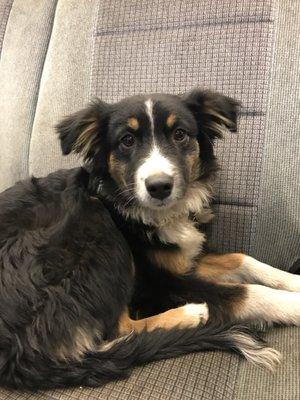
[{"x1": 2, "y1": 324, "x2": 280, "y2": 389}]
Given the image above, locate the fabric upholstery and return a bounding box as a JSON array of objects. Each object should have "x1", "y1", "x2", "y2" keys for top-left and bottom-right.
[
  {"x1": 234, "y1": 328, "x2": 300, "y2": 400},
  {"x1": 0, "y1": 0, "x2": 299, "y2": 399},
  {"x1": 0, "y1": 0, "x2": 57, "y2": 191},
  {"x1": 0, "y1": 0, "x2": 13, "y2": 57},
  {"x1": 0, "y1": 351, "x2": 240, "y2": 400},
  {"x1": 28, "y1": 0, "x2": 98, "y2": 178},
  {"x1": 236, "y1": 2, "x2": 300, "y2": 394},
  {"x1": 253, "y1": 0, "x2": 300, "y2": 270}
]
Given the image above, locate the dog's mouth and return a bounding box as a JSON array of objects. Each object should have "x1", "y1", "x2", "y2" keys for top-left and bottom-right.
[{"x1": 138, "y1": 195, "x2": 176, "y2": 209}]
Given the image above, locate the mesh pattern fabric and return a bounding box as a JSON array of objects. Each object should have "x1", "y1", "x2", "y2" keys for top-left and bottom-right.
[
  {"x1": 0, "y1": 351, "x2": 240, "y2": 400},
  {"x1": 234, "y1": 327, "x2": 300, "y2": 400},
  {"x1": 93, "y1": 0, "x2": 273, "y2": 112},
  {"x1": 253, "y1": 0, "x2": 300, "y2": 270}
]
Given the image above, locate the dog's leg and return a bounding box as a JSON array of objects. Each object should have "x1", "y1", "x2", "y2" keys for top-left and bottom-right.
[
  {"x1": 177, "y1": 276, "x2": 300, "y2": 327},
  {"x1": 118, "y1": 304, "x2": 209, "y2": 335},
  {"x1": 196, "y1": 253, "x2": 300, "y2": 291},
  {"x1": 233, "y1": 284, "x2": 300, "y2": 326},
  {"x1": 125, "y1": 278, "x2": 300, "y2": 329}
]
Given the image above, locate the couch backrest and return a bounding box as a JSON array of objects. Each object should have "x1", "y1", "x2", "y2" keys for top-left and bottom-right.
[{"x1": 0, "y1": 0, "x2": 299, "y2": 270}]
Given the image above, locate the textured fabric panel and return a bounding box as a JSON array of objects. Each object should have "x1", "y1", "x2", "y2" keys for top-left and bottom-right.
[
  {"x1": 28, "y1": 0, "x2": 98, "y2": 178},
  {"x1": 96, "y1": 0, "x2": 273, "y2": 34},
  {"x1": 0, "y1": 393, "x2": 56, "y2": 400},
  {"x1": 0, "y1": 327, "x2": 299, "y2": 400},
  {"x1": 214, "y1": 114, "x2": 266, "y2": 205},
  {"x1": 91, "y1": 0, "x2": 275, "y2": 256},
  {"x1": 0, "y1": 351, "x2": 240, "y2": 400},
  {"x1": 208, "y1": 114, "x2": 265, "y2": 253},
  {"x1": 93, "y1": 6, "x2": 273, "y2": 112},
  {"x1": 0, "y1": 0, "x2": 13, "y2": 57},
  {"x1": 234, "y1": 327, "x2": 300, "y2": 400},
  {"x1": 0, "y1": 0, "x2": 57, "y2": 192},
  {"x1": 253, "y1": 0, "x2": 300, "y2": 270},
  {"x1": 206, "y1": 204, "x2": 256, "y2": 254}
]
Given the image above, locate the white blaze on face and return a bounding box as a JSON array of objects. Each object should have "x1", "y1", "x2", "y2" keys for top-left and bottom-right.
[
  {"x1": 135, "y1": 99, "x2": 176, "y2": 204},
  {"x1": 145, "y1": 99, "x2": 154, "y2": 137}
]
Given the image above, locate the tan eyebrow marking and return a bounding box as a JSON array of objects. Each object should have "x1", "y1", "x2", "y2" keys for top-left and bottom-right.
[
  {"x1": 127, "y1": 117, "x2": 139, "y2": 131},
  {"x1": 166, "y1": 113, "x2": 176, "y2": 128}
]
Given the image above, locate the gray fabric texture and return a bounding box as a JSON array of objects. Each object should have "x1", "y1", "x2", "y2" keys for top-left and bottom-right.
[
  {"x1": 253, "y1": 0, "x2": 300, "y2": 270},
  {"x1": 0, "y1": 0, "x2": 13, "y2": 57},
  {"x1": 236, "y1": 2, "x2": 300, "y2": 394},
  {"x1": 0, "y1": 351, "x2": 240, "y2": 400},
  {"x1": 234, "y1": 327, "x2": 300, "y2": 400},
  {"x1": 0, "y1": 0, "x2": 57, "y2": 192},
  {"x1": 0, "y1": 0, "x2": 299, "y2": 399},
  {"x1": 28, "y1": 0, "x2": 98, "y2": 178}
]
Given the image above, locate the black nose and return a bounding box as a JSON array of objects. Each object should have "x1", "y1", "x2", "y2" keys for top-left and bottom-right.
[{"x1": 145, "y1": 174, "x2": 174, "y2": 200}]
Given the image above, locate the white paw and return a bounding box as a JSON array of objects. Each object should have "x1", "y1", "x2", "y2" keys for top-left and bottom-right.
[{"x1": 182, "y1": 303, "x2": 209, "y2": 326}]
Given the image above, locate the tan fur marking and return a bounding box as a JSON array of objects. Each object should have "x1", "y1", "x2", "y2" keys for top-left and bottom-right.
[
  {"x1": 73, "y1": 120, "x2": 98, "y2": 157},
  {"x1": 135, "y1": 307, "x2": 197, "y2": 331},
  {"x1": 166, "y1": 113, "x2": 176, "y2": 128},
  {"x1": 187, "y1": 144, "x2": 200, "y2": 181},
  {"x1": 118, "y1": 306, "x2": 203, "y2": 334},
  {"x1": 127, "y1": 117, "x2": 139, "y2": 131},
  {"x1": 196, "y1": 253, "x2": 245, "y2": 280},
  {"x1": 108, "y1": 153, "x2": 126, "y2": 186},
  {"x1": 206, "y1": 108, "x2": 233, "y2": 127},
  {"x1": 118, "y1": 309, "x2": 134, "y2": 335},
  {"x1": 147, "y1": 249, "x2": 191, "y2": 274}
]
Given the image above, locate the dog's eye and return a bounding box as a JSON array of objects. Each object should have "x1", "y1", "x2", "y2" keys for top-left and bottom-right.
[
  {"x1": 173, "y1": 129, "x2": 188, "y2": 143},
  {"x1": 120, "y1": 134, "x2": 135, "y2": 148}
]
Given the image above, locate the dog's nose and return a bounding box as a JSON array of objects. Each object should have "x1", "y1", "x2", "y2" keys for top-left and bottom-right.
[{"x1": 145, "y1": 174, "x2": 174, "y2": 200}]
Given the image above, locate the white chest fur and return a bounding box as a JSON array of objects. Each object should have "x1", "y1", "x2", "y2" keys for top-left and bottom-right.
[{"x1": 156, "y1": 218, "x2": 205, "y2": 264}]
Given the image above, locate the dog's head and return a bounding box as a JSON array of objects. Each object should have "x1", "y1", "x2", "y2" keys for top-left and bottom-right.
[{"x1": 56, "y1": 90, "x2": 239, "y2": 221}]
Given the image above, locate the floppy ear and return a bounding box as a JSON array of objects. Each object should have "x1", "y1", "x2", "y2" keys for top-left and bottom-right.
[
  {"x1": 183, "y1": 89, "x2": 240, "y2": 140},
  {"x1": 55, "y1": 99, "x2": 108, "y2": 160}
]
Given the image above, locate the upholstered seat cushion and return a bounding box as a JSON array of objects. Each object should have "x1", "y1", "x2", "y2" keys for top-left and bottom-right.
[
  {"x1": 0, "y1": 0, "x2": 299, "y2": 399},
  {"x1": 0, "y1": 328, "x2": 298, "y2": 400}
]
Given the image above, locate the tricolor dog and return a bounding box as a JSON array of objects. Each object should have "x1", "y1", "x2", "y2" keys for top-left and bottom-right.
[{"x1": 0, "y1": 89, "x2": 299, "y2": 389}]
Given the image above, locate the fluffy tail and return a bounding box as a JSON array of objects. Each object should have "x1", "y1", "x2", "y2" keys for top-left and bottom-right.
[{"x1": 2, "y1": 324, "x2": 280, "y2": 389}]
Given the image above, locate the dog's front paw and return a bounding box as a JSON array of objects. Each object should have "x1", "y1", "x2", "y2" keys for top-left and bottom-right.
[
  {"x1": 161, "y1": 303, "x2": 209, "y2": 330},
  {"x1": 182, "y1": 303, "x2": 209, "y2": 326}
]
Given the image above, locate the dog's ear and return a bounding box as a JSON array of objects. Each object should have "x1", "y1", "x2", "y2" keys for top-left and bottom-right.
[
  {"x1": 55, "y1": 99, "x2": 109, "y2": 160},
  {"x1": 183, "y1": 89, "x2": 240, "y2": 140}
]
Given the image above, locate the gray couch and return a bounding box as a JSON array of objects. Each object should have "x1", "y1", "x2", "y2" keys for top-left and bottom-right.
[{"x1": 0, "y1": 1, "x2": 299, "y2": 399}]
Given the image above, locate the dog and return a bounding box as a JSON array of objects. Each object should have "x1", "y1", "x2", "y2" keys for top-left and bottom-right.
[{"x1": 0, "y1": 89, "x2": 299, "y2": 389}]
